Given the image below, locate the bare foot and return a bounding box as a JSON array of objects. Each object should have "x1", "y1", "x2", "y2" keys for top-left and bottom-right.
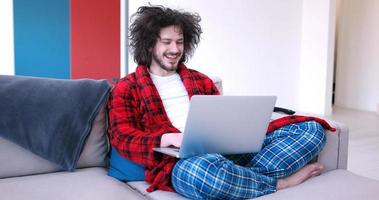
[{"x1": 276, "y1": 163, "x2": 324, "y2": 190}]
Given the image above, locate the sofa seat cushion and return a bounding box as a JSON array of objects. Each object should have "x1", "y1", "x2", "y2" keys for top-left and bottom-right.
[
  {"x1": 0, "y1": 167, "x2": 144, "y2": 200},
  {"x1": 257, "y1": 169, "x2": 379, "y2": 200},
  {"x1": 127, "y1": 170, "x2": 379, "y2": 200},
  {"x1": 128, "y1": 181, "x2": 187, "y2": 200}
]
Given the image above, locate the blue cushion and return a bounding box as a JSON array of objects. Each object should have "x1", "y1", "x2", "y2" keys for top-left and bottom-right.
[{"x1": 108, "y1": 148, "x2": 145, "y2": 181}]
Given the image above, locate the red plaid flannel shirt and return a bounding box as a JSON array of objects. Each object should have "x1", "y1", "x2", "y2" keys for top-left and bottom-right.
[
  {"x1": 107, "y1": 64, "x2": 336, "y2": 192},
  {"x1": 107, "y1": 64, "x2": 220, "y2": 192}
]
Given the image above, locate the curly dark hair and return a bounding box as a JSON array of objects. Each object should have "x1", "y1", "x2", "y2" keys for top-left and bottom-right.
[{"x1": 129, "y1": 5, "x2": 202, "y2": 66}]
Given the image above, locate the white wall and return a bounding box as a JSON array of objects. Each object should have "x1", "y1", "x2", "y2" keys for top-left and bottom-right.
[
  {"x1": 0, "y1": 0, "x2": 336, "y2": 114},
  {"x1": 120, "y1": 0, "x2": 127, "y2": 77},
  {"x1": 128, "y1": 0, "x2": 336, "y2": 115},
  {"x1": 299, "y1": 0, "x2": 336, "y2": 115},
  {"x1": 0, "y1": 0, "x2": 14, "y2": 75},
  {"x1": 336, "y1": 0, "x2": 379, "y2": 112}
]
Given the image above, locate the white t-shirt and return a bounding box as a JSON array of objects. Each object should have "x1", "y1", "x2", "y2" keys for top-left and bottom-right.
[{"x1": 150, "y1": 73, "x2": 189, "y2": 132}]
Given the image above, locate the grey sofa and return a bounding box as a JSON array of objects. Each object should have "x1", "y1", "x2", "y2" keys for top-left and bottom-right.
[{"x1": 0, "y1": 76, "x2": 378, "y2": 200}]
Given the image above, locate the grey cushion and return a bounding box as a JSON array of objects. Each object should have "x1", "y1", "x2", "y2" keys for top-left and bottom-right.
[
  {"x1": 0, "y1": 105, "x2": 109, "y2": 178},
  {"x1": 0, "y1": 167, "x2": 144, "y2": 200},
  {"x1": 0, "y1": 137, "x2": 59, "y2": 178},
  {"x1": 76, "y1": 105, "x2": 110, "y2": 169}
]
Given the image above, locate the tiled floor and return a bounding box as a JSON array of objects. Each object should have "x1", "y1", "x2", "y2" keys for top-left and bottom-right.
[{"x1": 325, "y1": 106, "x2": 379, "y2": 180}]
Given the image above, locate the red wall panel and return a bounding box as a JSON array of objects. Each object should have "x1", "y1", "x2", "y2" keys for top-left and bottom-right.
[{"x1": 71, "y1": 0, "x2": 120, "y2": 81}]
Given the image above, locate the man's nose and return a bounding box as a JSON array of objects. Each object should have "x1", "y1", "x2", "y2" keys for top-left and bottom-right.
[{"x1": 169, "y1": 43, "x2": 180, "y2": 53}]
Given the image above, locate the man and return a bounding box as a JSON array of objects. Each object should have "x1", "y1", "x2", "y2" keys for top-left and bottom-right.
[{"x1": 108, "y1": 5, "x2": 335, "y2": 199}]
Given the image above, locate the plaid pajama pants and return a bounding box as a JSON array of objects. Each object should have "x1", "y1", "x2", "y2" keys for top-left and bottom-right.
[{"x1": 171, "y1": 121, "x2": 327, "y2": 199}]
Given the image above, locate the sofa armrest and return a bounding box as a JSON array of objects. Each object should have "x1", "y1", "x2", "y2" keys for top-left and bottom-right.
[{"x1": 317, "y1": 120, "x2": 349, "y2": 172}]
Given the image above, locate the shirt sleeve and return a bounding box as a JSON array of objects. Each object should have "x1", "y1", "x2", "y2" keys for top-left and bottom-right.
[{"x1": 107, "y1": 80, "x2": 163, "y2": 168}]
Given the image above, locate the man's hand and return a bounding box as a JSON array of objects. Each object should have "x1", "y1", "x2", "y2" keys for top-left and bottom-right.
[{"x1": 160, "y1": 133, "x2": 183, "y2": 148}]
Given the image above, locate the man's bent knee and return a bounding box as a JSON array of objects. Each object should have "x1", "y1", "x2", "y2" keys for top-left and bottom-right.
[
  {"x1": 172, "y1": 154, "x2": 226, "y2": 199},
  {"x1": 303, "y1": 121, "x2": 327, "y2": 152}
]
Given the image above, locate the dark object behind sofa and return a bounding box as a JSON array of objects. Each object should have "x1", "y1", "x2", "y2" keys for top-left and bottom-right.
[
  {"x1": 273, "y1": 106, "x2": 296, "y2": 115},
  {"x1": 0, "y1": 75, "x2": 111, "y2": 171}
]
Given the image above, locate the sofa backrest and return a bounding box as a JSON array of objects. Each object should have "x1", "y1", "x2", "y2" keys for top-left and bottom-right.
[
  {"x1": 0, "y1": 105, "x2": 109, "y2": 179},
  {"x1": 211, "y1": 76, "x2": 223, "y2": 94}
]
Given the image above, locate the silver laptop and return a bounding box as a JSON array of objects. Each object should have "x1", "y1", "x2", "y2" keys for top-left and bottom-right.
[{"x1": 153, "y1": 95, "x2": 277, "y2": 158}]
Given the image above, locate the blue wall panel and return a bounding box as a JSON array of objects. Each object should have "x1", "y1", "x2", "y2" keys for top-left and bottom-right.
[{"x1": 14, "y1": 0, "x2": 70, "y2": 79}]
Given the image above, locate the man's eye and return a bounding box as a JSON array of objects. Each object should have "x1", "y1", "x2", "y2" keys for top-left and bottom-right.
[{"x1": 160, "y1": 40, "x2": 170, "y2": 44}]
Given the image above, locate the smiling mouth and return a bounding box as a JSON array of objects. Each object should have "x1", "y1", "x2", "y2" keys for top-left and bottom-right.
[{"x1": 165, "y1": 54, "x2": 180, "y2": 63}]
